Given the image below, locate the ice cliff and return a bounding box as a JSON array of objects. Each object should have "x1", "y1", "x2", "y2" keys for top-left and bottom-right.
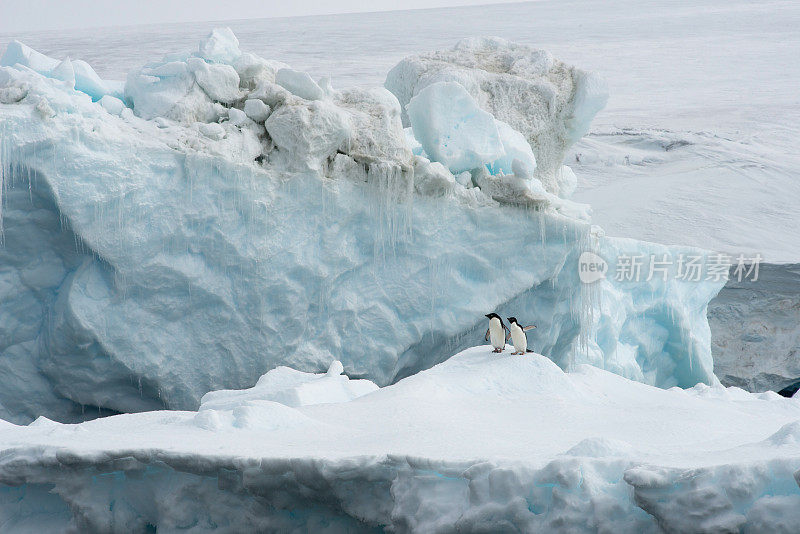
[{"x1": 0, "y1": 30, "x2": 724, "y2": 424}]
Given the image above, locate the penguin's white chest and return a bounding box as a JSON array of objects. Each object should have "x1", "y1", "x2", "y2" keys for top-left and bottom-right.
[
  {"x1": 510, "y1": 323, "x2": 527, "y2": 352},
  {"x1": 489, "y1": 318, "x2": 505, "y2": 349}
]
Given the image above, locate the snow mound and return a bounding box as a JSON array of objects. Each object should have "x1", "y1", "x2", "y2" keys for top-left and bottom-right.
[
  {"x1": 386, "y1": 36, "x2": 608, "y2": 196},
  {"x1": 1, "y1": 346, "x2": 799, "y2": 532},
  {"x1": 199, "y1": 360, "x2": 378, "y2": 411}
]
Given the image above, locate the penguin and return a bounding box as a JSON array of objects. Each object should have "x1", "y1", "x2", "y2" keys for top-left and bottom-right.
[
  {"x1": 484, "y1": 313, "x2": 509, "y2": 353},
  {"x1": 506, "y1": 317, "x2": 536, "y2": 355}
]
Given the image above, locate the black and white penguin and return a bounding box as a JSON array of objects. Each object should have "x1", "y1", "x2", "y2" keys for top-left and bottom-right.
[
  {"x1": 506, "y1": 317, "x2": 536, "y2": 355},
  {"x1": 484, "y1": 313, "x2": 509, "y2": 353}
]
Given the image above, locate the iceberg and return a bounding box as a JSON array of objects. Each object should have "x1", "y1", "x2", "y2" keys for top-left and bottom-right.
[
  {"x1": 0, "y1": 347, "x2": 798, "y2": 532},
  {"x1": 0, "y1": 30, "x2": 724, "y2": 425}
]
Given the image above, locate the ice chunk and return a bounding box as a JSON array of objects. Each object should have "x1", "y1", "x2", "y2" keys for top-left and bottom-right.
[
  {"x1": 412, "y1": 156, "x2": 456, "y2": 196},
  {"x1": 407, "y1": 81, "x2": 503, "y2": 174},
  {"x1": 233, "y1": 52, "x2": 287, "y2": 90},
  {"x1": 265, "y1": 99, "x2": 350, "y2": 171},
  {"x1": 275, "y1": 68, "x2": 325, "y2": 101},
  {"x1": 386, "y1": 37, "x2": 609, "y2": 195},
  {"x1": 332, "y1": 86, "x2": 411, "y2": 166},
  {"x1": 490, "y1": 119, "x2": 537, "y2": 176},
  {"x1": 0, "y1": 40, "x2": 59, "y2": 73},
  {"x1": 406, "y1": 81, "x2": 539, "y2": 186},
  {"x1": 1, "y1": 42, "x2": 114, "y2": 101},
  {"x1": 125, "y1": 61, "x2": 217, "y2": 122},
  {"x1": 51, "y1": 57, "x2": 75, "y2": 88},
  {"x1": 243, "y1": 98, "x2": 270, "y2": 122},
  {"x1": 197, "y1": 27, "x2": 241, "y2": 64},
  {"x1": 226, "y1": 107, "x2": 248, "y2": 126},
  {"x1": 72, "y1": 59, "x2": 112, "y2": 101},
  {"x1": 98, "y1": 95, "x2": 125, "y2": 116},
  {"x1": 187, "y1": 58, "x2": 241, "y2": 104},
  {"x1": 556, "y1": 165, "x2": 578, "y2": 199},
  {"x1": 198, "y1": 122, "x2": 226, "y2": 140}
]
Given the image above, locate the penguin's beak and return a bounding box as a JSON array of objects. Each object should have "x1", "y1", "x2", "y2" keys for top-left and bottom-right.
[{"x1": 485, "y1": 314, "x2": 491, "y2": 318}]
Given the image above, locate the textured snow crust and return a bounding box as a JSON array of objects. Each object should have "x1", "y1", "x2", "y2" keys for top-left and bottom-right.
[
  {"x1": 1, "y1": 347, "x2": 799, "y2": 533},
  {"x1": 0, "y1": 31, "x2": 723, "y2": 423}
]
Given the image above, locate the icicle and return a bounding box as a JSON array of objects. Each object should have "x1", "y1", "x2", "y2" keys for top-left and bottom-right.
[{"x1": 577, "y1": 224, "x2": 600, "y2": 369}]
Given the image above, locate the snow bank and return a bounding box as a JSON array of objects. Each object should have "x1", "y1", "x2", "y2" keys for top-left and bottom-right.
[
  {"x1": 386, "y1": 37, "x2": 608, "y2": 196},
  {"x1": 0, "y1": 31, "x2": 723, "y2": 423},
  {"x1": 198, "y1": 360, "x2": 378, "y2": 411},
  {"x1": 1, "y1": 347, "x2": 798, "y2": 532}
]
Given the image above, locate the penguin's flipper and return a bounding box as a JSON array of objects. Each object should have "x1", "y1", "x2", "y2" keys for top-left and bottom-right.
[
  {"x1": 484, "y1": 328, "x2": 490, "y2": 342},
  {"x1": 523, "y1": 325, "x2": 537, "y2": 331},
  {"x1": 505, "y1": 331, "x2": 511, "y2": 342}
]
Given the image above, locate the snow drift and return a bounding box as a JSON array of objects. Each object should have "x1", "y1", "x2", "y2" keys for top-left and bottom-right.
[
  {"x1": 1, "y1": 347, "x2": 798, "y2": 533},
  {"x1": 0, "y1": 30, "x2": 723, "y2": 423}
]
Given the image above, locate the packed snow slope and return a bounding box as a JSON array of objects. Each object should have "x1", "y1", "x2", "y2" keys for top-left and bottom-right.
[
  {"x1": 2, "y1": 0, "x2": 797, "y2": 261},
  {"x1": 1, "y1": 347, "x2": 800, "y2": 533},
  {"x1": 0, "y1": 31, "x2": 725, "y2": 423}
]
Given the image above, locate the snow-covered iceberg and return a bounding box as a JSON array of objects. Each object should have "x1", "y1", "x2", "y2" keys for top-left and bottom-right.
[
  {"x1": 0, "y1": 30, "x2": 724, "y2": 424},
  {"x1": 1, "y1": 347, "x2": 798, "y2": 532}
]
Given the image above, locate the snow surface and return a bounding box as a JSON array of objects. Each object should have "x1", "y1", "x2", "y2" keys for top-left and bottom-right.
[
  {"x1": 0, "y1": 31, "x2": 725, "y2": 423},
  {"x1": 4, "y1": 0, "x2": 794, "y2": 260},
  {"x1": 1, "y1": 347, "x2": 799, "y2": 532}
]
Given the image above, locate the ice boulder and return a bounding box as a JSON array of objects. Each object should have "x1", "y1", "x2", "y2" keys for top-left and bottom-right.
[
  {"x1": 386, "y1": 37, "x2": 609, "y2": 196},
  {"x1": 407, "y1": 81, "x2": 537, "y2": 178},
  {"x1": 196, "y1": 27, "x2": 241, "y2": 64},
  {"x1": 243, "y1": 98, "x2": 270, "y2": 122},
  {"x1": 186, "y1": 58, "x2": 241, "y2": 104},
  {"x1": 265, "y1": 99, "x2": 350, "y2": 171},
  {"x1": 72, "y1": 59, "x2": 116, "y2": 101},
  {"x1": 125, "y1": 60, "x2": 219, "y2": 122},
  {"x1": 275, "y1": 68, "x2": 325, "y2": 101},
  {"x1": 407, "y1": 81, "x2": 504, "y2": 174},
  {"x1": 406, "y1": 81, "x2": 550, "y2": 207}
]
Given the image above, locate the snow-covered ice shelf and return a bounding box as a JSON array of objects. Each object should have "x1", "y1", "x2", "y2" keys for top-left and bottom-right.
[{"x1": 1, "y1": 347, "x2": 799, "y2": 532}]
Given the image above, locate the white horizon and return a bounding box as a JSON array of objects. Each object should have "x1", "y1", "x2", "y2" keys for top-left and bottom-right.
[{"x1": 0, "y1": 0, "x2": 528, "y2": 34}]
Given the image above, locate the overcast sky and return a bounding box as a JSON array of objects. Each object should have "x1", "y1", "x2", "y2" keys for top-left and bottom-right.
[{"x1": 0, "y1": 0, "x2": 519, "y2": 34}]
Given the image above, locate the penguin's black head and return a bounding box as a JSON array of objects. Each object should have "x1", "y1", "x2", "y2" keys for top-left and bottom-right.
[
  {"x1": 485, "y1": 313, "x2": 500, "y2": 320},
  {"x1": 507, "y1": 317, "x2": 518, "y2": 325}
]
